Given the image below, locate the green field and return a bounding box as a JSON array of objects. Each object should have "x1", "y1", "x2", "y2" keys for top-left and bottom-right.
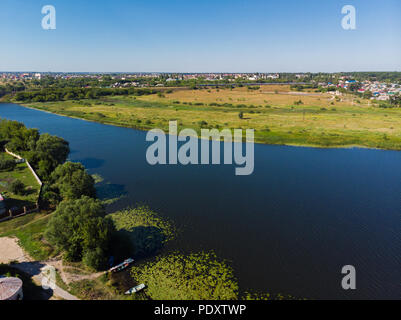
[
  {"x1": 0, "y1": 152, "x2": 41, "y2": 208},
  {"x1": 20, "y1": 86, "x2": 401, "y2": 150},
  {"x1": 0, "y1": 212, "x2": 55, "y2": 260}
]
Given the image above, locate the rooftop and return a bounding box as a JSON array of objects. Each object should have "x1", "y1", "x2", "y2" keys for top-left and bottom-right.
[{"x1": 0, "y1": 277, "x2": 23, "y2": 300}]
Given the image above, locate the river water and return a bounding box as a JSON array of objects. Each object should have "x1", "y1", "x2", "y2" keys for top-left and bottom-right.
[{"x1": 0, "y1": 103, "x2": 400, "y2": 299}]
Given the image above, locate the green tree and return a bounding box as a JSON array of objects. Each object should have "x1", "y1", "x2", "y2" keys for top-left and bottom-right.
[
  {"x1": 390, "y1": 95, "x2": 401, "y2": 108},
  {"x1": 0, "y1": 159, "x2": 16, "y2": 172},
  {"x1": 51, "y1": 162, "x2": 96, "y2": 200},
  {"x1": 0, "y1": 119, "x2": 40, "y2": 153},
  {"x1": 45, "y1": 197, "x2": 112, "y2": 268},
  {"x1": 40, "y1": 184, "x2": 61, "y2": 209},
  {"x1": 31, "y1": 133, "x2": 69, "y2": 179},
  {"x1": 363, "y1": 90, "x2": 373, "y2": 99},
  {"x1": 10, "y1": 180, "x2": 25, "y2": 195},
  {"x1": 82, "y1": 247, "x2": 107, "y2": 270}
]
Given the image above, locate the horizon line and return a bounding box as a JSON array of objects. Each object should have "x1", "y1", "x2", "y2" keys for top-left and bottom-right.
[{"x1": 1, "y1": 70, "x2": 401, "y2": 74}]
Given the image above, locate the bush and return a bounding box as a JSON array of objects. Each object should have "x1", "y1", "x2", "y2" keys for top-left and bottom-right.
[
  {"x1": 82, "y1": 247, "x2": 107, "y2": 270},
  {"x1": 10, "y1": 180, "x2": 25, "y2": 195},
  {"x1": 51, "y1": 162, "x2": 96, "y2": 200},
  {"x1": 40, "y1": 184, "x2": 61, "y2": 208},
  {"x1": 110, "y1": 206, "x2": 175, "y2": 260},
  {"x1": 0, "y1": 159, "x2": 16, "y2": 171},
  {"x1": 45, "y1": 197, "x2": 113, "y2": 269}
]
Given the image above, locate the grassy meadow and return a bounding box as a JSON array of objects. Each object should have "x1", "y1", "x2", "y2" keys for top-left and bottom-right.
[
  {"x1": 0, "y1": 152, "x2": 41, "y2": 207},
  {"x1": 0, "y1": 212, "x2": 56, "y2": 260},
  {"x1": 21, "y1": 85, "x2": 401, "y2": 150}
]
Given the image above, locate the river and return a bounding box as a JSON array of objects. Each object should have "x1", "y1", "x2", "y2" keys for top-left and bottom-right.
[{"x1": 0, "y1": 102, "x2": 400, "y2": 299}]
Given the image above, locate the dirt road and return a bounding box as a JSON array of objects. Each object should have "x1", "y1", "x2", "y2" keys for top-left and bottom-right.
[{"x1": 0, "y1": 236, "x2": 79, "y2": 300}]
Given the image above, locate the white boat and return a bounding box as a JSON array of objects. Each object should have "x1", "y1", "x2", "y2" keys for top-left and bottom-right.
[
  {"x1": 125, "y1": 284, "x2": 146, "y2": 295},
  {"x1": 108, "y1": 258, "x2": 134, "y2": 273}
]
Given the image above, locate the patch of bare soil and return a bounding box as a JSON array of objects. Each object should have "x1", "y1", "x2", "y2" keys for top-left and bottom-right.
[{"x1": 0, "y1": 237, "x2": 31, "y2": 263}]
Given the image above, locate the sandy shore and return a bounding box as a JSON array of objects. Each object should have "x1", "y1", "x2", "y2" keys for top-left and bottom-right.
[{"x1": 0, "y1": 237, "x2": 30, "y2": 264}]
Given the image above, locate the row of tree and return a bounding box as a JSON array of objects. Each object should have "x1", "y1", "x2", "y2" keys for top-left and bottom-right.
[
  {"x1": 0, "y1": 83, "x2": 26, "y2": 98},
  {"x1": 390, "y1": 95, "x2": 401, "y2": 108},
  {"x1": 42, "y1": 161, "x2": 113, "y2": 269},
  {"x1": 0, "y1": 119, "x2": 70, "y2": 180},
  {"x1": 14, "y1": 87, "x2": 157, "y2": 103},
  {"x1": 0, "y1": 119, "x2": 112, "y2": 269}
]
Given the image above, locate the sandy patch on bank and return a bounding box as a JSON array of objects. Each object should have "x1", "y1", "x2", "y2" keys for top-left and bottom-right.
[{"x1": 0, "y1": 237, "x2": 30, "y2": 264}]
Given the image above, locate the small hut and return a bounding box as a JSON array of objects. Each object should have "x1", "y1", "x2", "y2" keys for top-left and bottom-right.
[{"x1": 0, "y1": 277, "x2": 23, "y2": 300}]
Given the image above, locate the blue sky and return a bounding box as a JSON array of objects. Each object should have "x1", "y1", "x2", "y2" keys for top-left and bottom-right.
[{"x1": 0, "y1": 0, "x2": 400, "y2": 72}]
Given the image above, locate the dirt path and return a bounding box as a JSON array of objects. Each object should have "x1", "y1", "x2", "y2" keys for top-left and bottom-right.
[
  {"x1": 0, "y1": 236, "x2": 79, "y2": 300},
  {"x1": 0, "y1": 237, "x2": 29, "y2": 264},
  {"x1": 46, "y1": 259, "x2": 105, "y2": 285}
]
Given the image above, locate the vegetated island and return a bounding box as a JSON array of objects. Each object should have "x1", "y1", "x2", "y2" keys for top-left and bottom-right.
[{"x1": 7, "y1": 84, "x2": 401, "y2": 151}]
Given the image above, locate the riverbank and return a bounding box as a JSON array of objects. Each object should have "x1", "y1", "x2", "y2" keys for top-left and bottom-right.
[
  {"x1": 1, "y1": 206, "x2": 283, "y2": 300},
  {"x1": 1, "y1": 102, "x2": 400, "y2": 299},
  {"x1": 11, "y1": 86, "x2": 401, "y2": 151}
]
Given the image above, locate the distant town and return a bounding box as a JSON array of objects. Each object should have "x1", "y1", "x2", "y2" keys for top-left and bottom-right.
[{"x1": 1, "y1": 71, "x2": 400, "y2": 102}]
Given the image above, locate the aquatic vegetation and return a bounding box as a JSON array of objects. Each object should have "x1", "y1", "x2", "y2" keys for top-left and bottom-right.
[
  {"x1": 91, "y1": 173, "x2": 104, "y2": 184},
  {"x1": 110, "y1": 206, "x2": 175, "y2": 258},
  {"x1": 130, "y1": 251, "x2": 239, "y2": 300},
  {"x1": 96, "y1": 182, "x2": 127, "y2": 206},
  {"x1": 242, "y1": 291, "x2": 300, "y2": 300}
]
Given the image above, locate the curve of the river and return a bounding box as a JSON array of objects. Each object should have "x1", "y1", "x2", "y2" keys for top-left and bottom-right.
[{"x1": 1, "y1": 103, "x2": 400, "y2": 299}]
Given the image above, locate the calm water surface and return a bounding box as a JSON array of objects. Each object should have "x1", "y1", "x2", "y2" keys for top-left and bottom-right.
[{"x1": 1, "y1": 103, "x2": 400, "y2": 299}]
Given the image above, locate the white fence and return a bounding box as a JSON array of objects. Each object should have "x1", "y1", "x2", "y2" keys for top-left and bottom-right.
[{"x1": 5, "y1": 148, "x2": 43, "y2": 186}]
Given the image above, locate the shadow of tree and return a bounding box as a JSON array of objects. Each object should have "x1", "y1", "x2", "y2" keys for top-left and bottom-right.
[
  {"x1": 76, "y1": 158, "x2": 105, "y2": 170},
  {"x1": 22, "y1": 188, "x2": 37, "y2": 197},
  {"x1": 13, "y1": 261, "x2": 46, "y2": 276},
  {"x1": 96, "y1": 183, "x2": 127, "y2": 201},
  {"x1": 2, "y1": 262, "x2": 53, "y2": 300},
  {"x1": 5, "y1": 198, "x2": 36, "y2": 210},
  {"x1": 115, "y1": 226, "x2": 166, "y2": 260}
]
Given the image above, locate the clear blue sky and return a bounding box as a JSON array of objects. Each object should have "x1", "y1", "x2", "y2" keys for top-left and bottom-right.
[{"x1": 0, "y1": 0, "x2": 400, "y2": 72}]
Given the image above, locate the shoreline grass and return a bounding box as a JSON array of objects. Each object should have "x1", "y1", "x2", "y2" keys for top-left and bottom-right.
[
  {"x1": 1, "y1": 213, "x2": 56, "y2": 261},
  {"x1": 9, "y1": 86, "x2": 401, "y2": 151}
]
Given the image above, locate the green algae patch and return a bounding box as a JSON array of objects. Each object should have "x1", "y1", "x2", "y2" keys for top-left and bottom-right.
[{"x1": 131, "y1": 251, "x2": 239, "y2": 300}]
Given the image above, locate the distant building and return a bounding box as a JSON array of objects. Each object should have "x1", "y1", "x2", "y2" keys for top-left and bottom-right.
[{"x1": 266, "y1": 73, "x2": 280, "y2": 79}]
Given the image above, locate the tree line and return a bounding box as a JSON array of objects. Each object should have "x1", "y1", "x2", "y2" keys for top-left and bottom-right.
[
  {"x1": 0, "y1": 118, "x2": 113, "y2": 269},
  {"x1": 0, "y1": 83, "x2": 26, "y2": 98},
  {"x1": 390, "y1": 95, "x2": 401, "y2": 108},
  {"x1": 14, "y1": 87, "x2": 157, "y2": 102}
]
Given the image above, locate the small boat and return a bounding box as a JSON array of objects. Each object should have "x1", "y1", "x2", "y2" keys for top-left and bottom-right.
[
  {"x1": 108, "y1": 258, "x2": 134, "y2": 273},
  {"x1": 125, "y1": 284, "x2": 146, "y2": 295}
]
